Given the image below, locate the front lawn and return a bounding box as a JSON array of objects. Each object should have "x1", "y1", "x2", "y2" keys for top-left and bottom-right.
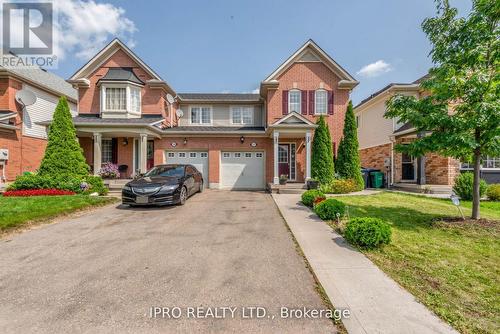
[
  {"x1": 334, "y1": 192, "x2": 499, "y2": 334},
  {"x1": 0, "y1": 195, "x2": 117, "y2": 232}
]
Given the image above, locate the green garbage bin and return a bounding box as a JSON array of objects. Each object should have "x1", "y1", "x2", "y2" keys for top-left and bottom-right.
[{"x1": 370, "y1": 172, "x2": 384, "y2": 188}]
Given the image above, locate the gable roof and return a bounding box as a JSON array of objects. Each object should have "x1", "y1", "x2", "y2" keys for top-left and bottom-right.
[
  {"x1": 270, "y1": 111, "x2": 318, "y2": 128},
  {"x1": 0, "y1": 56, "x2": 77, "y2": 101},
  {"x1": 262, "y1": 39, "x2": 358, "y2": 89},
  {"x1": 68, "y1": 38, "x2": 174, "y2": 93}
]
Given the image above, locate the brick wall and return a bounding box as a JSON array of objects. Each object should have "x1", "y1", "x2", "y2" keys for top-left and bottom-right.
[
  {"x1": 266, "y1": 62, "x2": 350, "y2": 154},
  {"x1": 359, "y1": 143, "x2": 391, "y2": 171}
]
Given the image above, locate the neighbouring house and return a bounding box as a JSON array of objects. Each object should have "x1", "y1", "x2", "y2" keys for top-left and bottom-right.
[
  {"x1": 55, "y1": 38, "x2": 358, "y2": 189},
  {"x1": 354, "y1": 76, "x2": 500, "y2": 193},
  {"x1": 0, "y1": 59, "x2": 77, "y2": 184}
]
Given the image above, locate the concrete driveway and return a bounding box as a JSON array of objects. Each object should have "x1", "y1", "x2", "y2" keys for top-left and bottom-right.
[{"x1": 0, "y1": 191, "x2": 335, "y2": 333}]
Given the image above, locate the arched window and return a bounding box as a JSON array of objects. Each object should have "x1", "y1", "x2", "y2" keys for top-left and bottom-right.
[
  {"x1": 288, "y1": 90, "x2": 301, "y2": 114},
  {"x1": 315, "y1": 89, "x2": 327, "y2": 114}
]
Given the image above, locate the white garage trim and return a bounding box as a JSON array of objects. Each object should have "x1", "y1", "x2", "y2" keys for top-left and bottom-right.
[{"x1": 220, "y1": 150, "x2": 266, "y2": 190}]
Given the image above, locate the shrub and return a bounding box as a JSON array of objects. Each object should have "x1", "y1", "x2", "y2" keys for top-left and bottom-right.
[
  {"x1": 38, "y1": 96, "x2": 89, "y2": 177},
  {"x1": 344, "y1": 217, "x2": 391, "y2": 249},
  {"x1": 84, "y1": 175, "x2": 108, "y2": 195},
  {"x1": 301, "y1": 189, "x2": 325, "y2": 207},
  {"x1": 453, "y1": 172, "x2": 487, "y2": 200},
  {"x1": 311, "y1": 115, "x2": 335, "y2": 184},
  {"x1": 98, "y1": 162, "x2": 119, "y2": 179},
  {"x1": 2, "y1": 189, "x2": 76, "y2": 197},
  {"x1": 314, "y1": 198, "x2": 346, "y2": 221},
  {"x1": 335, "y1": 101, "x2": 364, "y2": 189},
  {"x1": 486, "y1": 184, "x2": 500, "y2": 201},
  {"x1": 320, "y1": 178, "x2": 359, "y2": 194}
]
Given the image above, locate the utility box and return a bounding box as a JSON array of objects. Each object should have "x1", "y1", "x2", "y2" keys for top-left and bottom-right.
[{"x1": 0, "y1": 149, "x2": 8, "y2": 160}]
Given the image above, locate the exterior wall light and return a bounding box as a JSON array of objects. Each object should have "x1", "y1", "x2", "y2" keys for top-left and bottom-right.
[
  {"x1": 183, "y1": 138, "x2": 188, "y2": 145},
  {"x1": 240, "y1": 136, "x2": 245, "y2": 143}
]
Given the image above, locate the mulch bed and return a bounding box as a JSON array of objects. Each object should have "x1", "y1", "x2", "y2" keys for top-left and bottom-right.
[{"x1": 432, "y1": 217, "x2": 499, "y2": 230}]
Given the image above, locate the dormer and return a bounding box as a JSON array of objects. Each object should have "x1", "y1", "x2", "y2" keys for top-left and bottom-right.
[{"x1": 97, "y1": 68, "x2": 144, "y2": 119}]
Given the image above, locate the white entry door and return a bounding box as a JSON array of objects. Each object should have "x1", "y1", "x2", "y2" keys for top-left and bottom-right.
[
  {"x1": 221, "y1": 151, "x2": 265, "y2": 189},
  {"x1": 165, "y1": 151, "x2": 209, "y2": 180}
]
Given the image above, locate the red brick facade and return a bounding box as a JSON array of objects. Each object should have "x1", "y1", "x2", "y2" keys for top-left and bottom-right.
[{"x1": 359, "y1": 143, "x2": 391, "y2": 172}]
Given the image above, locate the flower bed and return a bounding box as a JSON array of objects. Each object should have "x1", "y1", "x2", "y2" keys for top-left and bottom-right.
[{"x1": 2, "y1": 189, "x2": 76, "y2": 197}]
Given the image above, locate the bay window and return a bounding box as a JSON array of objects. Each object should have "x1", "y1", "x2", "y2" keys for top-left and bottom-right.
[
  {"x1": 105, "y1": 87, "x2": 126, "y2": 111},
  {"x1": 130, "y1": 87, "x2": 141, "y2": 114},
  {"x1": 101, "y1": 84, "x2": 142, "y2": 118}
]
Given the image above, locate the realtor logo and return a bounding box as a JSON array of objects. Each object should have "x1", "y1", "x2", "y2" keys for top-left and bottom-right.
[{"x1": 2, "y1": 1, "x2": 53, "y2": 54}]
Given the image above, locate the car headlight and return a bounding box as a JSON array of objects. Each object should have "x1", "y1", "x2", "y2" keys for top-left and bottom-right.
[
  {"x1": 123, "y1": 185, "x2": 132, "y2": 191},
  {"x1": 161, "y1": 184, "x2": 179, "y2": 191}
]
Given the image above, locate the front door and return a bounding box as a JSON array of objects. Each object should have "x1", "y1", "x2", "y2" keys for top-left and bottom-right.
[
  {"x1": 278, "y1": 144, "x2": 290, "y2": 179},
  {"x1": 401, "y1": 152, "x2": 416, "y2": 181}
]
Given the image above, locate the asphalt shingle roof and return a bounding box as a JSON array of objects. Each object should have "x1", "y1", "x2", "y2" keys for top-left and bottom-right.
[
  {"x1": 98, "y1": 67, "x2": 144, "y2": 85},
  {"x1": 72, "y1": 115, "x2": 163, "y2": 125},
  {"x1": 177, "y1": 93, "x2": 261, "y2": 102},
  {"x1": 161, "y1": 126, "x2": 265, "y2": 132}
]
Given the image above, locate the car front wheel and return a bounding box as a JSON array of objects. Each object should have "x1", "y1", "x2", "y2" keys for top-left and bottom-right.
[{"x1": 179, "y1": 186, "x2": 188, "y2": 205}]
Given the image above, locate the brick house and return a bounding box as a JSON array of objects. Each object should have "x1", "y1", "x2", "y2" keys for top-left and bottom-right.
[
  {"x1": 354, "y1": 77, "x2": 500, "y2": 192},
  {"x1": 0, "y1": 62, "x2": 77, "y2": 184},
  {"x1": 59, "y1": 39, "x2": 358, "y2": 189}
]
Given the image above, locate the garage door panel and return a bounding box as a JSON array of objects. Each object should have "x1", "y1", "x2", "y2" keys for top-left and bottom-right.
[
  {"x1": 221, "y1": 151, "x2": 265, "y2": 189},
  {"x1": 165, "y1": 151, "x2": 208, "y2": 181}
]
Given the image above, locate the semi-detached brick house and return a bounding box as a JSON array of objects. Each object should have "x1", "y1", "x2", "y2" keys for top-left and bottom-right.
[
  {"x1": 59, "y1": 38, "x2": 358, "y2": 189},
  {"x1": 0, "y1": 61, "x2": 77, "y2": 184},
  {"x1": 354, "y1": 76, "x2": 500, "y2": 193}
]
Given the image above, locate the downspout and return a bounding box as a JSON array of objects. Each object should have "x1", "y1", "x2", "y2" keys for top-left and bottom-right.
[{"x1": 390, "y1": 137, "x2": 395, "y2": 187}]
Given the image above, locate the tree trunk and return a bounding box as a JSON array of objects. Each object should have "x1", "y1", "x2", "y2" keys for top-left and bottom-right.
[{"x1": 472, "y1": 148, "x2": 481, "y2": 220}]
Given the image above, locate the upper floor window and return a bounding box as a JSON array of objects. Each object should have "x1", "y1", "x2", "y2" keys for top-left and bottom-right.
[
  {"x1": 315, "y1": 90, "x2": 327, "y2": 114},
  {"x1": 190, "y1": 106, "x2": 211, "y2": 124},
  {"x1": 130, "y1": 87, "x2": 141, "y2": 113},
  {"x1": 288, "y1": 90, "x2": 301, "y2": 114},
  {"x1": 231, "y1": 106, "x2": 253, "y2": 125},
  {"x1": 105, "y1": 87, "x2": 126, "y2": 111}
]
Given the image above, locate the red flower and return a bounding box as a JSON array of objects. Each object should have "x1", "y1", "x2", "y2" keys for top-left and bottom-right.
[{"x1": 2, "y1": 189, "x2": 76, "y2": 197}]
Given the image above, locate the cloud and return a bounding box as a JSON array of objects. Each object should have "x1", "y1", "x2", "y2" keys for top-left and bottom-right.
[
  {"x1": 54, "y1": 0, "x2": 136, "y2": 60},
  {"x1": 357, "y1": 60, "x2": 392, "y2": 78},
  {"x1": 251, "y1": 88, "x2": 259, "y2": 94}
]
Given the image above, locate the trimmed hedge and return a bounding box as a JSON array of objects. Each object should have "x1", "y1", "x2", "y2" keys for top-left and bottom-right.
[
  {"x1": 320, "y1": 179, "x2": 359, "y2": 194},
  {"x1": 453, "y1": 172, "x2": 487, "y2": 200},
  {"x1": 301, "y1": 189, "x2": 325, "y2": 207},
  {"x1": 314, "y1": 198, "x2": 346, "y2": 220},
  {"x1": 486, "y1": 184, "x2": 500, "y2": 201},
  {"x1": 311, "y1": 116, "x2": 335, "y2": 184},
  {"x1": 8, "y1": 174, "x2": 107, "y2": 195},
  {"x1": 344, "y1": 217, "x2": 391, "y2": 249}
]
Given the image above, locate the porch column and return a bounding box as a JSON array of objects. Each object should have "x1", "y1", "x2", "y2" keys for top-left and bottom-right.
[
  {"x1": 93, "y1": 132, "x2": 102, "y2": 175},
  {"x1": 139, "y1": 133, "x2": 148, "y2": 173},
  {"x1": 417, "y1": 132, "x2": 426, "y2": 185},
  {"x1": 305, "y1": 131, "x2": 312, "y2": 181},
  {"x1": 273, "y1": 131, "x2": 279, "y2": 184}
]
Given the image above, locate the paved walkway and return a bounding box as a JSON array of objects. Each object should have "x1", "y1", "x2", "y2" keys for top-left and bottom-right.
[{"x1": 272, "y1": 193, "x2": 458, "y2": 334}]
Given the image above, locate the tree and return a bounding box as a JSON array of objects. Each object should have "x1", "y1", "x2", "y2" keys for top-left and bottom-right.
[
  {"x1": 385, "y1": 0, "x2": 499, "y2": 219},
  {"x1": 38, "y1": 96, "x2": 89, "y2": 177},
  {"x1": 311, "y1": 115, "x2": 335, "y2": 184},
  {"x1": 336, "y1": 101, "x2": 364, "y2": 189}
]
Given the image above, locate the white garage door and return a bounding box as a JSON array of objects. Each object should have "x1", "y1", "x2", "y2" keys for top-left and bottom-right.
[
  {"x1": 165, "y1": 151, "x2": 208, "y2": 181},
  {"x1": 221, "y1": 151, "x2": 265, "y2": 189}
]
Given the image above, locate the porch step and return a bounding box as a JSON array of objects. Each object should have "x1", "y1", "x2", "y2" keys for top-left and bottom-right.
[
  {"x1": 392, "y1": 183, "x2": 452, "y2": 195},
  {"x1": 267, "y1": 182, "x2": 307, "y2": 194},
  {"x1": 107, "y1": 190, "x2": 123, "y2": 198}
]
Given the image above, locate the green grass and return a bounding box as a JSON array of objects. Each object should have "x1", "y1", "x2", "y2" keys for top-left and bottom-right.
[
  {"x1": 0, "y1": 195, "x2": 117, "y2": 232},
  {"x1": 335, "y1": 192, "x2": 499, "y2": 334}
]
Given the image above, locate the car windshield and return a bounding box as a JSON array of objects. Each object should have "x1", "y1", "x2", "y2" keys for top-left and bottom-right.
[{"x1": 144, "y1": 165, "x2": 185, "y2": 178}]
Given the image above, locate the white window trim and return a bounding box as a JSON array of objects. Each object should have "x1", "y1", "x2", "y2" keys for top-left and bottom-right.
[
  {"x1": 230, "y1": 105, "x2": 254, "y2": 125},
  {"x1": 314, "y1": 89, "x2": 327, "y2": 115},
  {"x1": 189, "y1": 105, "x2": 213, "y2": 125},
  {"x1": 100, "y1": 83, "x2": 142, "y2": 115},
  {"x1": 288, "y1": 89, "x2": 301, "y2": 114}
]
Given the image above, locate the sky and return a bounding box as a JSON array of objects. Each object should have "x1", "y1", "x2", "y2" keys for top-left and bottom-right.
[{"x1": 49, "y1": 0, "x2": 472, "y2": 104}]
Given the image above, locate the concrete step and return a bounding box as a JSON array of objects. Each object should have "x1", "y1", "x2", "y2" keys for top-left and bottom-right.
[{"x1": 278, "y1": 188, "x2": 306, "y2": 194}]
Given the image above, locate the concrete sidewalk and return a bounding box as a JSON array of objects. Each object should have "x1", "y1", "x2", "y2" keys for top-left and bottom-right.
[{"x1": 272, "y1": 193, "x2": 458, "y2": 334}]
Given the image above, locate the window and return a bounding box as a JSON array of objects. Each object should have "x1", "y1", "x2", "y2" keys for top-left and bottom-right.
[
  {"x1": 189, "y1": 152, "x2": 197, "y2": 158},
  {"x1": 234, "y1": 152, "x2": 241, "y2": 158},
  {"x1": 190, "y1": 106, "x2": 211, "y2": 124},
  {"x1": 462, "y1": 156, "x2": 500, "y2": 169},
  {"x1": 245, "y1": 152, "x2": 252, "y2": 158},
  {"x1": 356, "y1": 115, "x2": 360, "y2": 128},
  {"x1": 231, "y1": 106, "x2": 253, "y2": 125},
  {"x1": 288, "y1": 90, "x2": 301, "y2": 114},
  {"x1": 167, "y1": 152, "x2": 175, "y2": 158},
  {"x1": 223, "y1": 152, "x2": 230, "y2": 158},
  {"x1": 394, "y1": 117, "x2": 405, "y2": 131},
  {"x1": 200, "y1": 152, "x2": 208, "y2": 158},
  {"x1": 290, "y1": 143, "x2": 296, "y2": 180},
  {"x1": 105, "y1": 88, "x2": 126, "y2": 111},
  {"x1": 256, "y1": 152, "x2": 263, "y2": 158},
  {"x1": 101, "y1": 139, "x2": 113, "y2": 163},
  {"x1": 178, "y1": 152, "x2": 186, "y2": 158},
  {"x1": 278, "y1": 146, "x2": 288, "y2": 163},
  {"x1": 315, "y1": 90, "x2": 327, "y2": 114},
  {"x1": 130, "y1": 87, "x2": 141, "y2": 113}
]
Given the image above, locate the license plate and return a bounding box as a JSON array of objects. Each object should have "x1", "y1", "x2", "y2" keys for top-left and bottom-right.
[{"x1": 136, "y1": 196, "x2": 149, "y2": 204}]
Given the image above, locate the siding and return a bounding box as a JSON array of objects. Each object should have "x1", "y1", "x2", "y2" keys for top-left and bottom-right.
[
  {"x1": 22, "y1": 84, "x2": 77, "y2": 139},
  {"x1": 178, "y1": 103, "x2": 264, "y2": 127}
]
